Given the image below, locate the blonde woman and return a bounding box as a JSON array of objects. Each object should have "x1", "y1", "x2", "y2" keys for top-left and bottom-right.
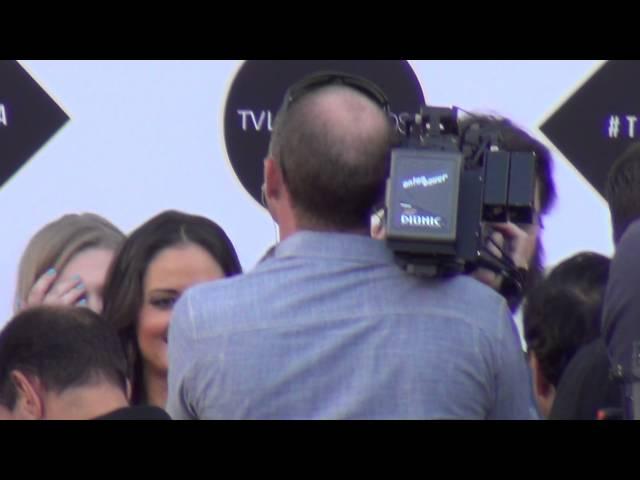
[{"x1": 15, "y1": 213, "x2": 125, "y2": 314}]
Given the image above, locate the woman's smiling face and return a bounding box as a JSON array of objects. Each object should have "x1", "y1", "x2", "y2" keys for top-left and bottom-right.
[{"x1": 137, "y1": 243, "x2": 225, "y2": 376}]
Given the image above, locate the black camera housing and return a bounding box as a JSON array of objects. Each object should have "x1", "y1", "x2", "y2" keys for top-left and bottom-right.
[{"x1": 384, "y1": 105, "x2": 537, "y2": 278}]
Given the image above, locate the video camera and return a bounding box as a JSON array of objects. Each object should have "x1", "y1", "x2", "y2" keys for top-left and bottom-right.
[{"x1": 384, "y1": 105, "x2": 537, "y2": 285}]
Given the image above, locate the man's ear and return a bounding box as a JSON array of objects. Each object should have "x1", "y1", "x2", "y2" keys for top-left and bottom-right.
[
  {"x1": 263, "y1": 157, "x2": 288, "y2": 223},
  {"x1": 10, "y1": 370, "x2": 44, "y2": 420},
  {"x1": 263, "y1": 157, "x2": 285, "y2": 201}
]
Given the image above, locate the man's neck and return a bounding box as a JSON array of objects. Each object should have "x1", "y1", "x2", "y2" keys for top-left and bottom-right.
[
  {"x1": 272, "y1": 194, "x2": 370, "y2": 241},
  {"x1": 143, "y1": 368, "x2": 168, "y2": 409},
  {"x1": 279, "y1": 215, "x2": 369, "y2": 241},
  {"x1": 44, "y1": 383, "x2": 129, "y2": 420}
]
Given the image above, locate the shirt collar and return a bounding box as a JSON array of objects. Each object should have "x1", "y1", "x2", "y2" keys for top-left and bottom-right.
[{"x1": 269, "y1": 230, "x2": 394, "y2": 265}]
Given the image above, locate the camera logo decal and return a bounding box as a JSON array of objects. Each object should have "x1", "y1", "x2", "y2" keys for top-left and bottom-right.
[
  {"x1": 400, "y1": 207, "x2": 444, "y2": 229},
  {"x1": 223, "y1": 60, "x2": 425, "y2": 207},
  {"x1": 402, "y1": 172, "x2": 449, "y2": 190}
]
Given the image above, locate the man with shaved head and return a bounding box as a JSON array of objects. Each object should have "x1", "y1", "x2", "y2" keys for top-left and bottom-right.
[{"x1": 167, "y1": 73, "x2": 538, "y2": 419}]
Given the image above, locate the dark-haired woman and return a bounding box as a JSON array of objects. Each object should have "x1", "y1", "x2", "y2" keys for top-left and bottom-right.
[{"x1": 102, "y1": 210, "x2": 242, "y2": 408}]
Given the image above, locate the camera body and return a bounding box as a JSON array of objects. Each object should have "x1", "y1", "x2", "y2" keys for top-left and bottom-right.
[{"x1": 384, "y1": 105, "x2": 537, "y2": 278}]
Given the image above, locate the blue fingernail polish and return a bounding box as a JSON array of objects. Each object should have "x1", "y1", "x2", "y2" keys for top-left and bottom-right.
[
  {"x1": 77, "y1": 299, "x2": 87, "y2": 306},
  {"x1": 46, "y1": 268, "x2": 56, "y2": 276},
  {"x1": 75, "y1": 282, "x2": 85, "y2": 290}
]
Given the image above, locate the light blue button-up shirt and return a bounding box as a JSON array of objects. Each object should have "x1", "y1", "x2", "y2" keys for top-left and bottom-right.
[{"x1": 167, "y1": 231, "x2": 539, "y2": 419}]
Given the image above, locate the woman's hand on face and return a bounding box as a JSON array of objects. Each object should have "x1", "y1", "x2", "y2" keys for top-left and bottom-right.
[{"x1": 20, "y1": 269, "x2": 87, "y2": 310}]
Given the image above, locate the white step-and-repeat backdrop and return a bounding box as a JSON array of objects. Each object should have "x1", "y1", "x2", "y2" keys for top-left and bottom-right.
[{"x1": 2, "y1": 60, "x2": 628, "y2": 326}]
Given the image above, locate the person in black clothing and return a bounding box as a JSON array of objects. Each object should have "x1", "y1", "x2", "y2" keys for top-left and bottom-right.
[
  {"x1": 602, "y1": 219, "x2": 640, "y2": 419},
  {"x1": 549, "y1": 337, "x2": 621, "y2": 420},
  {"x1": 552, "y1": 143, "x2": 640, "y2": 420},
  {"x1": 94, "y1": 405, "x2": 170, "y2": 420}
]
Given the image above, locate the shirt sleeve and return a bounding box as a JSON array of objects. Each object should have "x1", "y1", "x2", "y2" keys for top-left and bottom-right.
[
  {"x1": 491, "y1": 301, "x2": 541, "y2": 420},
  {"x1": 166, "y1": 291, "x2": 199, "y2": 420}
]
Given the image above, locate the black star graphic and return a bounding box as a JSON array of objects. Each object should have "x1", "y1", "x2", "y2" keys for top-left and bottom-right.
[
  {"x1": 0, "y1": 61, "x2": 69, "y2": 189},
  {"x1": 541, "y1": 60, "x2": 640, "y2": 198}
]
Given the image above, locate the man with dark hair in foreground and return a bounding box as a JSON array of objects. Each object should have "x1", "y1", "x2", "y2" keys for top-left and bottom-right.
[{"x1": 0, "y1": 306, "x2": 169, "y2": 420}]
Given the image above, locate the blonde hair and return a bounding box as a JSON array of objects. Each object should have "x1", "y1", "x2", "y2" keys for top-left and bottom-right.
[{"x1": 15, "y1": 213, "x2": 125, "y2": 312}]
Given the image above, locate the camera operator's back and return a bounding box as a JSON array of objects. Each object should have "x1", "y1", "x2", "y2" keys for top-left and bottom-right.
[
  {"x1": 166, "y1": 76, "x2": 539, "y2": 420},
  {"x1": 167, "y1": 231, "x2": 538, "y2": 420}
]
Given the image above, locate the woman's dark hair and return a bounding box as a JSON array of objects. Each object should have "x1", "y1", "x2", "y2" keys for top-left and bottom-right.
[
  {"x1": 523, "y1": 252, "x2": 610, "y2": 387},
  {"x1": 101, "y1": 210, "x2": 242, "y2": 405}
]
